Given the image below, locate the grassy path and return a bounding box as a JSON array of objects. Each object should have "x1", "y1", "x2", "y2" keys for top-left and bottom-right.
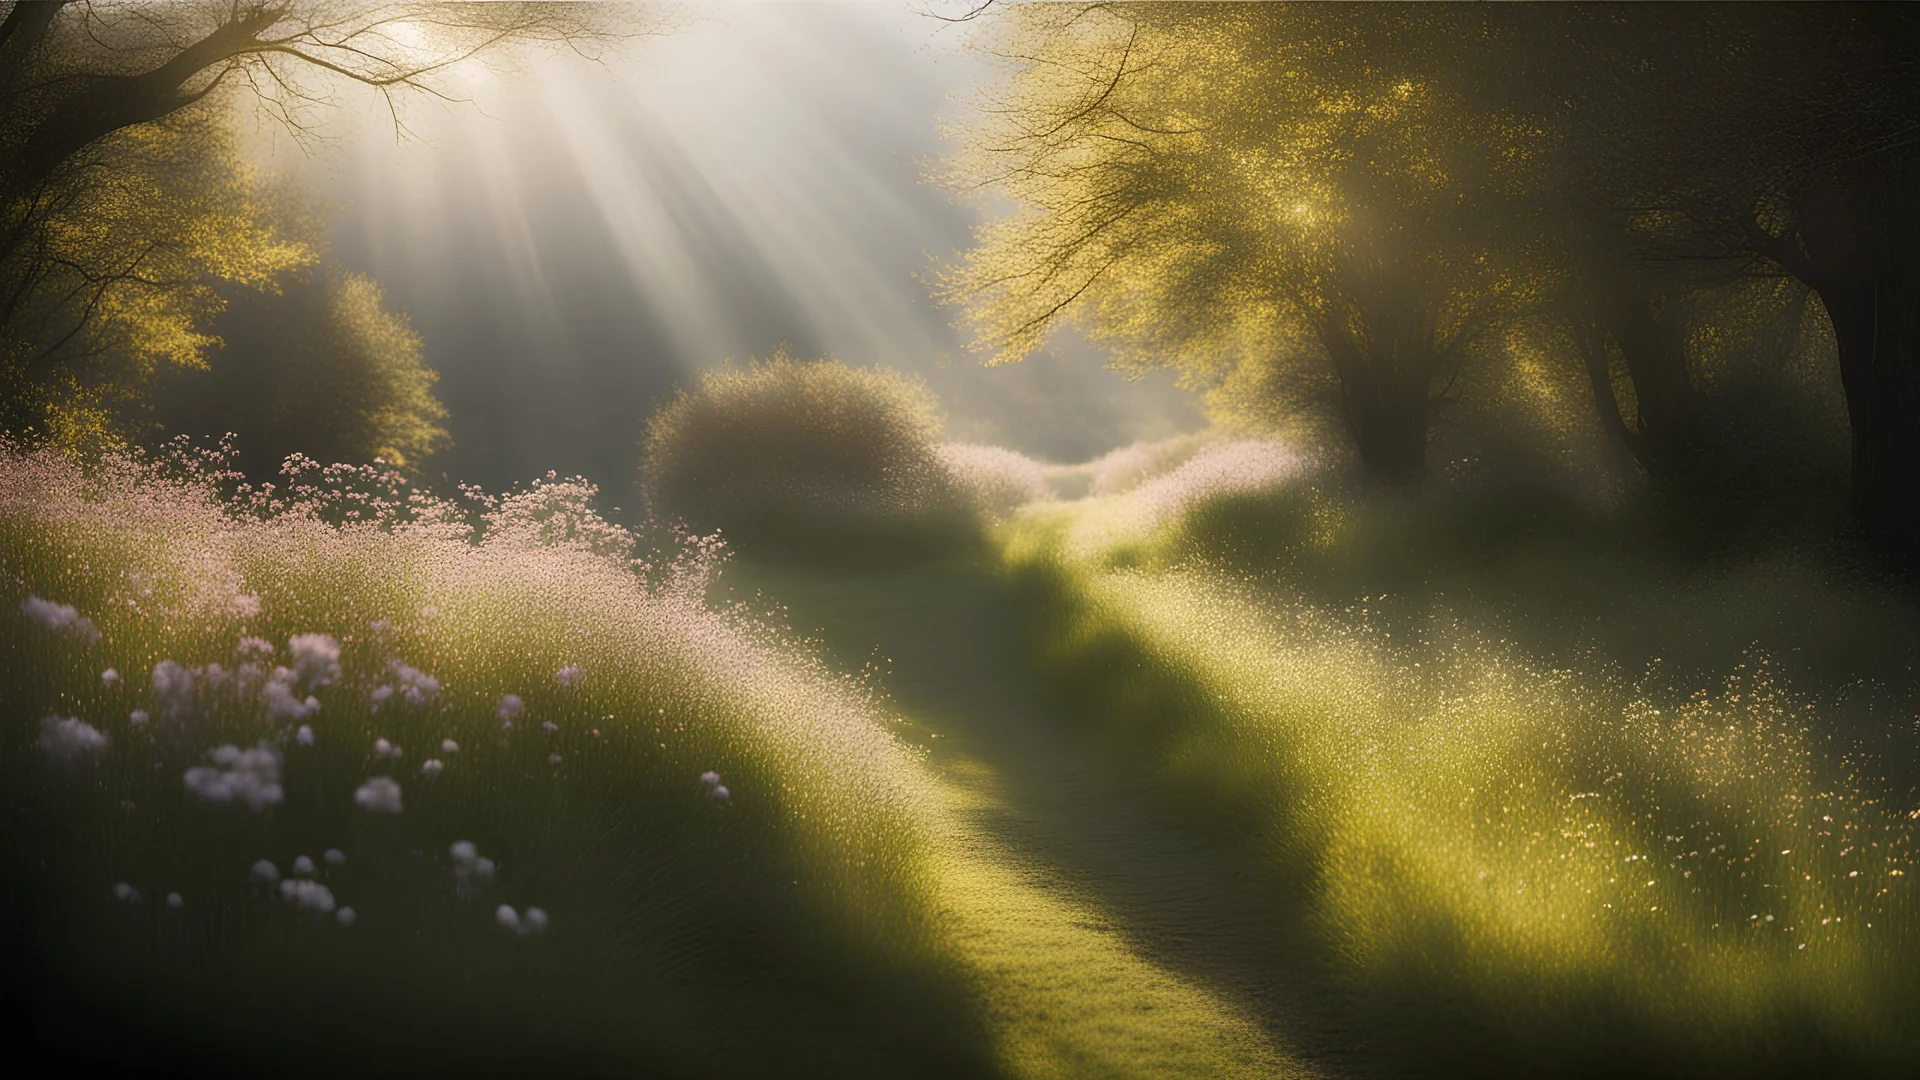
[{"x1": 726, "y1": 558, "x2": 1393, "y2": 1079}]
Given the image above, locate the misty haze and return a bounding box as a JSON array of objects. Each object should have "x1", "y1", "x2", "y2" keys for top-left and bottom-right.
[{"x1": 3, "y1": 3, "x2": 1919, "y2": 1078}]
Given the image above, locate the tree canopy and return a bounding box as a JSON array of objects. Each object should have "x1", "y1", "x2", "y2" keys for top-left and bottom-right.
[{"x1": 0, "y1": 0, "x2": 632, "y2": 452}]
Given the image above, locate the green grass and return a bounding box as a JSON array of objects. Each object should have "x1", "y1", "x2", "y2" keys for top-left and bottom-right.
[
  {"x1": 0, "y1": 446, "x2": 1298, "y2": 1079},
  {"x1": 999, "y1": 479, "x2": 1920, "y2": 1077}
]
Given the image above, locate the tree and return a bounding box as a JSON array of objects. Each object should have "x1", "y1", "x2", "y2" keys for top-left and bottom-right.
[
  {"x1": 938, "y1": 4, "x2": 1552, "y2": 487},
  {"x1": 149, "y1": 265, "x2": 447, "y2": 471},
  {"x1": 1526, "y1": 5, "x2": 1920, "y2": 546},
  {"x1": 0, "y1": 0, "x2": 631, "y2": 447}
]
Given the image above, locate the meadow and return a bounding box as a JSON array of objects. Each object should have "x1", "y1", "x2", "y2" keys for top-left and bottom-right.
[{"x1": 5, "y1": 366, "x2": 1919, "y2": 1078}]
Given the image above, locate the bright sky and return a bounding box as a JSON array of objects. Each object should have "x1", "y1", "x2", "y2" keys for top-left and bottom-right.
[{"x1": 266, "y1": 2, "x2": 1200, "y2": 504}]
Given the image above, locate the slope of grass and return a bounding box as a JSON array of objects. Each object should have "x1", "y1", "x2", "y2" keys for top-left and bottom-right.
[
  {"x1": 1001, "y1": 478, "x2": 1920, "y2": 1077},
  {"x1": 0, "y1": 444, "x2": 1303, "y2": 1080}
]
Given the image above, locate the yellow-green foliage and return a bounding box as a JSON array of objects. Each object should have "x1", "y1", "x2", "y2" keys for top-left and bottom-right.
[
  {"x1": 1006, "y1": 483, "x2": 1920, "y2": 1075},
  {"x1": 642, "y1": 353, "x2": 973, "y2": 555},
  {"x1": 2, "y1": 111, "x2": 316, "y2": 450},
  {"x1": 153, "y1": 269, "x2": 450, "y2": 471}
]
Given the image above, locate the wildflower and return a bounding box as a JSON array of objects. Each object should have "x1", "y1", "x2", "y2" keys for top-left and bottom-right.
[
  {"x1": 266, "y1": 669, "x2": 320, "y2": 721},
  {"x1": 420, "y1": 759, "x2": 444, "y2": 777},
  {"x1": 440, "y1": 739, "x2": 459, "y2": 754},
  {"x1": 700, "y1": 771, "x2": 721, "y2": 787},
  {"x1": 336, "y1": 907, "x2": 357, "y2": 926},
  {"x1": 101, "y1": 668, "x2": 120, "y2": 685},
  {"x1": 548, "y1": 753, "x2": 563, "y2": 765},
  {"x1": 279, "y1": 878, "x2": 336, "y2": 914},
  {"x1": 184, "y1": 743, "x2": 283, "y2": 810},
  {"x1": 288, "y1": 633, "x2": 341, "y2": 688},
  {"x1": 166, "y1": 893, "x2": 183, "y2": 909},
  {"x1": 129, "y1": 709, "x2": 149, "y2": 727},
  {"x1": 385, "y1": 660, "x2": 440, "y2": 706},
  {"x1": 498, "y1": 694, "x2": 524, "y2": 725},
  {"x1": 295, "y1": 725, "x2": 315, "y2": 747},
  {"x1": 21, "y1": 595, "x2": 101, "y2": 644},
  {"x1": 711, "y1": 785, "x2": 730, "y2": 802},
  {"x1": 112, "y1": 882, "x2": 140, "y2": 904},
  {"x1": 373, "y1": 738, "x2": 403, "y2": 760},
  {"x1": 541, "y1": 720, "x2": 558, "y2": 733},
  {"x1": 556, "y1": 665, "x2": 583, "y2": 689},
  {"x1": 523, "y1": 908, "x2": 550, "y2": 934},
  {"x1": 152, "y1": 661, "x2": 194, "y2": 721},
  {"x1": 292, "y1": 855, "x2": 316, "y2": 877},
  {"x1": 38, "y1": 716, "x2": 107, "y2": 763},
  {"x1": 323, "y1": 849, "x2": 346, "y2": 866},
  {"x1": 495, "y1": 904, "x2": 521, "y2": 931},
  {"x1": 353, "y1": 777, "x2": 403, "y2": 814},
  {"x1": 237, "y1": 636, "x2": 274, "y2": 660},
  {"x1": 251, "y1": 860, "x2": 280, "y2": 884}
]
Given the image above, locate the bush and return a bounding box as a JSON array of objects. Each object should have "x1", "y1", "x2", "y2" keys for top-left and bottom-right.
[{"x1": 641, "y1": 354, "x2": 976, "y2": 560}]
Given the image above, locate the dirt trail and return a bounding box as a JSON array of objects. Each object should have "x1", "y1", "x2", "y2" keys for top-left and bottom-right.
[{"x1": 729, "y1": 560, "x2": 1403, "y2": 1079}]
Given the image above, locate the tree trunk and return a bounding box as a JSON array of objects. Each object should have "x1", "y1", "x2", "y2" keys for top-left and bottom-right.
[
  {"x1": 1321, "y1": 318, "x2": 1432, "y2": 489},
  {"x1": 1579, "y1": 266, "x2": 1699, "y2": 477},
  {"x1": 1789, "y1": 166, "x2": 1920, "y2": 554}
]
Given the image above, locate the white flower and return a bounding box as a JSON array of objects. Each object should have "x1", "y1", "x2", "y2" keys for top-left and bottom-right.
[
  {"x1": 336, "y1": 906, "x2": 357, "y2": 926},
  {"x1": 375, "y1": 659, "x2": 440, "y2": 707},
  {"x1": 700, "y1": 771, "x2": 721, "y2": 787},
  {"x1": 373, "y1": 738, "x2": 403, "y2": 760},
  {"x1": 279, "y1": 879, "x2": 335, "y2": 913},
  {"x1": 548, "y1": 753, "x2": 562, "y2": 765},
  {"x1": 166, "y1": 892, "x2": 183, "y2": 909},
  {"x1": 323, "y1": 849, "x2": 346, "y2": 866},
  {"x1": 265, "y1": 670, "x2": 320, "y2": 721},
  {"x1": 440, "y1": 738, "x2": 459, "y2": 754},
  {"x1": 541, "y1": 720, "x2": 558, "y2": 733},
  {"x1": 710, "y1": 785, "x2": 730, "y2": 802},
  {"x1": 495, "y1": 904, "x2": 521, "y2": 931},
  {"x1": 288, "y1": 633, "x2": 341, "y2": 688},
  {"x1": 112, "y1": 882, "x2": 140, "y2": 903},
  {"x1": 292, "y1": 855, "x2": 316, "y2": 877},
  {"x1": 295, "y1": 724, "x2": 315, "y2": 747},
  {"x1": 556, "y1": 666, "x2": 584, "y2": 689},
  {"x1": 151, "y1": 661, "x2": 194, "y2": 721},
  {"x1": 101, "y1": 668, "x2": 120, "y2": 685},
  {"x1": 353, "y1": 777, "x2": 403, "y2": 814},
  {"x1": 420, "y1": 759, "x2": 444, "y2": 777},
  {"x1": 22, "y1": 595, "x2": 101, "y2": 645},
  {"x1": 523, "y1": 908, "x2": 549, "y2": 934},
  {"x1": 129, "y1": 709, "x2": 149, "y2": 726},
  {"x1": 38, "y1": 716, "x2": 107, "y2": 763},
  {"x1": 228, "y1": 593, "x2": 262, "y2": 619},
  {"x1": 497, "y1": 694, "x2": 524, "y2": 723},
  {"x1": 184, "y1": 743, "x2": 283, "y2": 811},
  {"x1": 237, "y1": 636, "x2": 274, "y2": 660},
  {"x1": 250, "y1": 859, "x2": 280, "y2": 884}
]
